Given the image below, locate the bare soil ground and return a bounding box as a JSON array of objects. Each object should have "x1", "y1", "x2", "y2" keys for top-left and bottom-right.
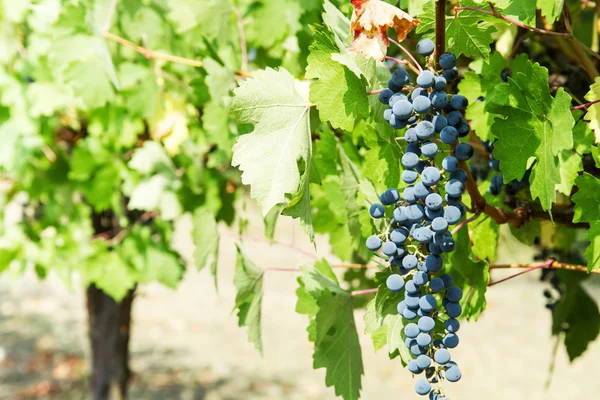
[{"x1": 0, "y1": 211, "x2": 598, "y2": 400}]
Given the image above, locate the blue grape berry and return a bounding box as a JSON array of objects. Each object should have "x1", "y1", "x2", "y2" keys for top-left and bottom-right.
[
  {"x1": 430, "y1": 91, "x2": 448, "y2": 109},
  {"x1": 417, "y1": 39, "x2": 435, "y2": 56},
  {"x1": 439, "y1": 52, "x2": 457, "y2": 69},
  {"x1": 446, "y1": 366, "x2": 462, "y2": 382},
  {"x1": 369, "y1": 203, "x2": 385, "y2": 218},
  {"x1": 379, "y1": 88, "x2": 393, "y2": 104},
  {"x1": 416, "y1": 121, "x2": 435, "y2": 139},
  {"x1": 392, "y1": 68, "x2": 410, "y2": 87},
  {"x1": 444, "y1": 318, "x2": 460, "y2": 333},
  {"x1": 393, "y1": 99, "x2": 413, "y2": 119},
  {"x1": 443, "y1": 333, "x2": 459, "y2": 348},
  {"x1": 434, "y1": 348, "x2": 451, "y2": 365},
  {"x1": 440, "y1": 126, "x2": 458, "y2": 144},
  {"x1": 417, "y1": 70, "x2": 436, "y2": 88},
  {"x1": 413, "y1": 96, "x2": 432, "y2": 114},
  {"x1": 450, "y1": 94, "x2": 468, "y2": 110},
  {"x1": 443, "y1": 67, "x2": 458, "y2": 80},
  {"x1": 366, "y1": 235, "x2": 382, "y2": 251},
  {"x1": 421, "y1": 141, "x2": 438, "y2": 158},
  {"x1": 434, "y1": 76, "x2": 447, "y2": 90},
  {"x1": 447, "y1": 286, "x2": 463, "y2": 302},
  {"x1": 455, "y1": 142, "x2": 474, "y2": 161},
  {"x1": 408, "y1": 360, "x2": 422, "y2": 374},
  {"x1": 415, "y1": 379, "x2": 431, "y2": 396},
  {"x1": 382, "y1": 241, "x2": 398, "y2": 256}
]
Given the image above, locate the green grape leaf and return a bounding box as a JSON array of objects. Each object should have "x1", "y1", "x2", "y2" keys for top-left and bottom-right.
[
  {"x1": 417, "y1": 0, "x2": 499, "y2": 61},
  {"x1": 166, "y1": 0, "x2": 233, "y2": 39},
  {"x1": 48, "y1": 34, "x2": 117, "y2": 109},
  {"x1": 573, "y1": 114, "x2": 595, "y2": 155},
  {"x1": 556, "y1": 150, "x2": 583, "y2": 196},
  {"x1": 282, "y1": 162, "x2": 315, "y2": 241},
  {"x1": 313, "y1": 127, "x2": 339, "y2": 178},
  {"x1": 306, "y1": 28, "x2": 369, "y2": 132},
  {"x1": 338, "y1": 145, "x2": 365, "y2": 253},
  {"x1": 192, "y1": 208, "x2": 219, "y2": 284},
  {"x1": 552, "y1": 271, "x2": 600, "y2": 361},
  {"x1": 129, "y1": 141, "x2": 175, "y2": 174},
  {"x1": 458, "y1": 52, "x2": 511, "y2": 141},
  {"x1": 446, "y1": 1, "x2": 499, "y2": 62},
  {"x1": 585, "y1": 221, "x2": 600, "y2": 272},
  {"x1": 583, "y1": 77, "x2": 600, "y2": 143},
  {"x1": 234, "y1": 245, "x2": 264, "y2": 354},
  {"x1": 297, "y1": 260, "x2": 362, "y2": 400},
  {"x1": 313, "y1": 290, "x2": 363, "y2": 400},
  {"x1": 537, "y1": 0, "x2": 564, "y2": 25},
  {"x1": 140, "y1": 247, "x2": 185, "y2": 288},
  {"x1": 230, "y1": 67, "x2": 312, "y2": 216},
  {"x1": 245, "y1": 0, "x2": 302, "y2": 48},
  {"x1": 486, "y1": 60, "x2": 575, "y2": 211},
  {"x1": 117, "y1": 63, "x2": 158, "y2": 118},
  {"x1": 363, "y1": 277, "x2": 411, "y2": 363},
  {"x1": 202, "y1": 101, "x2": 233, "y2": 159},
  {"x1": 446, "y1": 228, "x2": 489, "y2": 320},
  {"x1": 311, "y1": 182, "x2": 354, "y2": 260},
  {"x1": 472, "y1": 0, "x2": 536, "y2": 24},
  {"x1": 572, "y1": 173, "x2": 600, "y2": 223},
  {"x1": 26, "y1": 82, "x2": 73, "y2": 117},
  {"x1": 360, "y1": 121, "x2": 403, "y2": 189},
  {"x1": 263, "y1": 204, "x2": 284, "y2": 241},
  {"x1": 470, "y1": 214, "x2": 499, "y2": 262},
  {"x1": 83, "y1": 246, "x2": 136, "y2": 302},
  {"x1": 204, "y1": 58, "x2": 237, "y2": 107}
]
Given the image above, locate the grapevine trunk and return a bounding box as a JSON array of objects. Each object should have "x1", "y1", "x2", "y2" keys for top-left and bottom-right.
[{"x1": 86, "y1": 285, "x2": 135, "y2": 400}]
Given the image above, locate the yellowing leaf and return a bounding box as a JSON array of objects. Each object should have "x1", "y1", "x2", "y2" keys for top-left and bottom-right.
[{"x1": 350, "y1": 0, "x2": 419, "y2": 61}]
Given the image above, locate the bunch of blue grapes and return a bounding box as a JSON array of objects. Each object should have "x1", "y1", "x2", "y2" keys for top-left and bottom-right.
[{"x1": 366, "y1": 39, "x2": 472, "y2": 399}]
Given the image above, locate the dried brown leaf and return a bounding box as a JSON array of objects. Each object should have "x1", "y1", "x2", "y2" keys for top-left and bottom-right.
[{"x1": 350, "y1": 0, "x2": 420, "y2": 61}]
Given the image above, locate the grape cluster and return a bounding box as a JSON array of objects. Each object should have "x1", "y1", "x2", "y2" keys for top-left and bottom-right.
[{"x1": 367, "y1": 39, "x2": 474, "y2": 398}]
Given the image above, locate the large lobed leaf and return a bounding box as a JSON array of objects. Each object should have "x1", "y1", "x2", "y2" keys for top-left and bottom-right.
[
  {"x1": 552, "y1": 271, "x2": 600, "y2": 361},
  {"x1": 230, "y1": 67, "x2": 312, "y2": 219},
  {"x1": 296, "y1": 260, "x2": 363, "y2": 400},
  {"x1": 486, "y1": 59, "x2": 575, "y2": 211},
  {"x1": 306, "y1": 28, "x2": 370, "y2": 132}
]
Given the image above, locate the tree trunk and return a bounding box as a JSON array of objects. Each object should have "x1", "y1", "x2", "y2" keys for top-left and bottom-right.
[{"x1": 86, "y1": 284, "x2": 135, "y2": 400}]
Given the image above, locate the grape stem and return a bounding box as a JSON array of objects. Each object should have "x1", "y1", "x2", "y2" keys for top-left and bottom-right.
[
  {"x1": 435, "y1": 0, "x2": 447, "y2": 68},
  {"x1": 232, "y1": 5, "x2": 249, "y2": 74},
  {"x1": 385, "y1": 55, "x2": 421, "y2": 75},
  {"x1": 388, "y1": 39, "x2": 423, "y2": 73},
  {"x1": 450, "y1": 212, "x2": 481, "y2": 235},
  {"x1": 490, "y1": 260, "x2": 600, "y2": 275},
  {"x1": 570, "y1": 99, "x2": 600, "y2": 110},
  {"x1": 102, "y1": 32, "x2": 204, "y2": 68},
  {"x1": 351, "y1": 288, "x2": 378, "y2": 297}
]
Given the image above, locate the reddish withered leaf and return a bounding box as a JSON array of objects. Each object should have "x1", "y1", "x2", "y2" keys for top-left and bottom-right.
[{"x1": 350, "y1": 0, "x2": 420, "y2": 61}]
